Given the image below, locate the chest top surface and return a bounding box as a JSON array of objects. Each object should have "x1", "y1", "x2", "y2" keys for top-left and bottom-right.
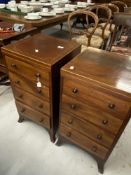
[
  {"x1": 62, "y1": 47, "x2": 131, "y2": 96},
  {"x1": 2, "y1": 34, "x2": 80, "y2": 67}
]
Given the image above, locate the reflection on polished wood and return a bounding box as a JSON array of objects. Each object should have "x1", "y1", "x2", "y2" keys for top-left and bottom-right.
[
  {"x1": 2, "y1": 34, "x2": 81, "y2": 142},
  {"x1": 59, "y1": 47, "x2": 131, "y2": 173}
]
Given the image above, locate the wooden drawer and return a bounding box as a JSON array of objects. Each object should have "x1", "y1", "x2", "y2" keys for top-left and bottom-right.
[
  {"x1": 60, "y1": 112, "x2": 115, "y2": 148},
  {"x1": 62, "y1": 77, "x2": 130, "y2": 120},
  {"x1": 16, "y1": 101, "x2": 50, "y2": 129},
  {"x1": 14, "y1": 87, "x2": 50, "y2": 116},
  {"x1": 61, "y1": 95, "x2": 123, "y2": 134},
  {"x1": 9, "y1": 72, "x2": 49, "y2": 100},
  {"x1": 60, "y1": 124, "x2": 108, "y2": 160},
  {"x1": 5, "y1": 56, "x2": 49, "y2": 87}
]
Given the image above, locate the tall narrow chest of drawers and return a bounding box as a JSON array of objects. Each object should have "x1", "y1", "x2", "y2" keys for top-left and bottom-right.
[
  {"x1": 2, "y1": 34, "x2": 80, "y2": 142},
  {"x1": 59, "y1": 47, "x2": 131, "y2": 173}
]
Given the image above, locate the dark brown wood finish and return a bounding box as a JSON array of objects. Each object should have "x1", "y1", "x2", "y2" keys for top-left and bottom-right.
[
  {"x1": 2, "y1": 34, "x2": 81, "y2": 142},
  {"x1": 0, "y1": 12, "x2": 69, "y2": 28},
  {"x1": 59, "y1": 47, "x2": 131, "y2": 173},
  {"x1": 0, "y1": 22, "x2": 37, "y2": 84}
]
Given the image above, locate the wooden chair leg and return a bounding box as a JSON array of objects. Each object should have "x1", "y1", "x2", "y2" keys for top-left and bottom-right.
[
  {"x1": 60, "y1": 23, "x2": 63, "y2": 30},
  {"x1": 107, "y1": 26, "x2": 117, "y2": 51},
  {"x1": 0, "y1": 73, "x2": 10, "y2": 86}
]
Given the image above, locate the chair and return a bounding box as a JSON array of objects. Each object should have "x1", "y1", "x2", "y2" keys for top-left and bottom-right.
[
  {"x1": 111, "y1": 1, "x2": 127, "y2": 12},
  {"x1": 111, "y1": 1, "x2": 127, "y2": 44},
  {"x1": 88, "y1": 5, "x2": 112, "y2": 41},
  {"x1": 124, "y1": 7, "x2": 131, "y2": 13},
  {"x1": 99, "y1": 4, "x2": 119, "y2": 32},
  {"x1": 67, "y1": 10, "x2": 104, "y2": 52},
  {"x1": 108, "y1": 12, "x2": 131, "y2": 52}
]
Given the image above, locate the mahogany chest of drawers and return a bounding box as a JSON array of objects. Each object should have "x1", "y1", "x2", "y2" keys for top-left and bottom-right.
[
  {"x1": 2, "y1": 34, "x2": 80, "y2": 142},
  {"x1": 59, "y1": 47, "x2": 131, "y2": 173}
]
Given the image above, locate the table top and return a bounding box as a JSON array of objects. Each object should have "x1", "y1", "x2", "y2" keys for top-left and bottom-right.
[
  {"x1": 0, "y1": 11, "x2": 69, "y2": 27},
  {"x1": 1, "y1": 33, "x2": 80, "y2": 67},
  {"x1": 0, "y1": 22, "x2": 36, "y2": 43},
  {"x1": 0, "y1": 3, "x2": 97, "y2": 28},
  {"x1": 62, "y1": 47, "x2": 131, "y2": 97}
]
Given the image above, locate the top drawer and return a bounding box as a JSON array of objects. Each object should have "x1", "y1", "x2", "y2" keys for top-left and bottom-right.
[
  {"x1": 62, "y1": 77, "x2": 130, "y2": 120},
  {"x1": 5, "y1": 56, "x2": 49, "y2": 87}
]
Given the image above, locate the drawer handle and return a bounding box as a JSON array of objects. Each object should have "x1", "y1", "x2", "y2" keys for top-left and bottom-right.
[
  {"x1": 37, "y1": 89, "x2": 42, "y2": 94},
  {"x1": 11, "y1": 63, "x2": 17, "y2": 68},
  {"x1": 40, "y1": 118, "x2": 44, "y2": 123},
  {"x1": 35, "y1": 73, "x2": 41, "y2": 78},
  {"x1": 72, "y1": 88, "x2": 78, "y2": 94},
  {"x1": 96, "y1": 134, "x2": 102, "y2": 140},
  {"x1": 15, "y1": 80, "x2": 20, "y2": 84},
  {"x1": 66, "y1": 132, "x2": 71, "y2": 137},
  {"x1": 68, "y1": 119, "x2": 73, "y2": 124},
  {"x1": 108, "y1": 103, "x2": 115, "y2": 109},
  {"x1": 20, "y1": 108, "x2": 25, "y2": 113},
  {"x1": 92, "y1": 146, "x2": 97, "y2": 152},
  {"x1": 38, "y1": 104, "x2": 43, "y2": 108},
  {"x1": 19, "y1": 94, "x2": 23, "y2": 99},
  {"x1": 70, "y1": 104, "x2": 76, "y2": 109},
  {"x1": 102, "y1": 119, "x2": 108, "y2": 125}
]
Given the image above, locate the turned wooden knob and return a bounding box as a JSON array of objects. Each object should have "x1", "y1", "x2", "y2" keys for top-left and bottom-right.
[
  {"x1": 97, "y1": 134, "x2": 102, "y2": 140},
  {"x1": 102, "y1": 119, "x2": 108, "y2": 125},
  {"x1": 40, "y1": 118, "x2": 44, "y2": 123},
  {"x1": 37, "y1": 89, "x2": 42, "y2": 94},
  {"x1": 38, "y1": 104, "x2": 43, "y2": 108},
  {"x1": 15, "y1": 80, "x2": 20, "y2": 84},
  {"x1": 72, "y1": 88, "x2": 78, "y2": 94},
  {"x1": 92, "y1": 146, "x2": 97, "y2": 152},
  {"x1": 21, "y1": 108, "x2": 25, "y2": 113},
  {"x1": 35, "y1": 73, "x2": 41, "y2": 77},
  {"x1": 11, "y1": 63, "x2": 17, "y2": 68},
  {"x1": 19, "y1": 94, "x2": 23, "y2": 98},
  {"x1": 71, "y1": 104, "x2": 76, "y2": 109},
  {"x1": 68, "y1": 119, "x2": 73, "y2": 124},
  {"x1": 66, "y1": 132, "x2": 71, "y2": 137},
  {"x1": 108, "y1": 103, "x2": 115, "y2": 109}
]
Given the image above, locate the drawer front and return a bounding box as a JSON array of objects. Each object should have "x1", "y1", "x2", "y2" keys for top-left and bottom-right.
[
  {"x1": 14, "y1": 87, "x2": 50, "y2": 116},
  {"x1": 62, "y1": 77, "x2": 130, "y2": 120},
  {"x1": 60, "y1": 124, "x2": 108, "y2": 160},
  {"x1": 61, "y1": 95, "x2": 123, "y2": 134},
  {"x1": 5, "y1": 56, "x2": 49, "y2": 87},
  {"x1": 16, "y1": 101, "x2": 50, "y2": 129},
  {"x1": 9, "y1": 72, "x2": 49, "y2": 100},
  {"x1": 60, "y1": 112, "x2": 115, "y2": 148}
]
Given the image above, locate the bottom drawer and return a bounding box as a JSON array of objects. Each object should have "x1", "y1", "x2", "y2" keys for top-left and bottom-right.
[
  {"x1": 60, "y1": 112, "x2": 115, "y2": 148},
  {"x1": 60, "y1": 124, "x2": 108, "y2": 160},
  {"x1": 16, "y1": 101, "x2": 50, "y2": 129}
]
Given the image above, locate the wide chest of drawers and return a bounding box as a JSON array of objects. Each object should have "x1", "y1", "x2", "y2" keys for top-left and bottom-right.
[
  {"x1": 2, "y1": 34, "x2": 80, "y2": 142},
  {"x1": 59, "y1": 47, "x2": 131, "y2": 173}
]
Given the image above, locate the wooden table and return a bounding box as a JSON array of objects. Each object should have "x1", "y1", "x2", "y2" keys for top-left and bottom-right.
[{"x1": 0, "y1": 11, "x2": 69, "y2": 28}]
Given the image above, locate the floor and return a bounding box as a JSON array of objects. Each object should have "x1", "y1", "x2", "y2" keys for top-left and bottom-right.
[{"x1": 0, "y1": 26, "x2": 131, "y2": 175}]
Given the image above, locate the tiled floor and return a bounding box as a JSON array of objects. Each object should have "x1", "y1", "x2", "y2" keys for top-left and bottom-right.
[{"x1": 0, "y1": 85, "x2": 131, "y2": 175}]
